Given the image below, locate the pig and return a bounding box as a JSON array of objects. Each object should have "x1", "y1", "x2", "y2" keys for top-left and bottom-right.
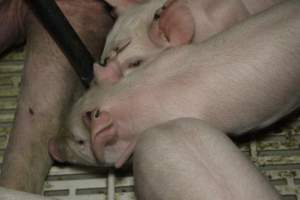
[
  {"x1": 100, "y1": 0, "x2": 283, "y2": 75},
  {"x1": 0, "y1": 0, "x2": 27, "y2": 54},
  {"x1": 133, "y1": 119, "x2": 281, "y2": 199},
  {"x1": 49, "y1": 0, "x2": 300, "y2": 170},
  {"x1": 0, "y1": 0, "x2": 113, "y2": 193}
]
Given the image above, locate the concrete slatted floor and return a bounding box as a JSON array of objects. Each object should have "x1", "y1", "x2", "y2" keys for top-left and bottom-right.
[{"x1": 0, "y1": 49, "x2": 299, "y2": 199}]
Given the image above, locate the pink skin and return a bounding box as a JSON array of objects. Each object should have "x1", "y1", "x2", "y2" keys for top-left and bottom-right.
[
  {"x1": 0, "y1": 0, "x2": 27, "y2": 54},
  {"x1": 0, "y1": 0, "x2": 113, "y2": 193},
  {"x1": 49, "y1": 0, "x2": 300, "y2": 169},
  {"x1": 133, "y1": 119, "x2": 281, "y2": 200},
  {"x1": 100, "y1": 0, "x2": 283, "y2": 75}
]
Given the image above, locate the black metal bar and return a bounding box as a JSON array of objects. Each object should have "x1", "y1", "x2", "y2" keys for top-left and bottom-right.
[{"x1": 28, "y1": 0, "x2": 95, "y2": 88}]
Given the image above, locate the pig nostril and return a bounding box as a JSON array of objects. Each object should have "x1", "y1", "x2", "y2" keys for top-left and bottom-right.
[
  {"x1": 154, "y1": 11, "x2": 161, "y2": 20},
  {"x1": 83, "y1": 111, "x2": 93, "y2": 128},
  {"x1": 86, "y1": 111, "x2": 92, "y2": 121},
  {"x1": 129, "y1": 60, "x2": 143, "y2": 68},
  {"x1": 94, "y1": 110, "x2": 100, "y2": 118},
  {"x1": 104, "y1": 57, "x2": 109, "y2": 66}
]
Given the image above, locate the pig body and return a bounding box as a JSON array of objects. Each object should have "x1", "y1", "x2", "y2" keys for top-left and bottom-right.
[
  {"x1": 100, "y1": 0, "x2": 282, "y2": 75},
  {"x1": 0, "y1": 0, "x2": 113, "y2": 193},
  {"x1": 50, "y1": 0, "x2": 300, "y2": 168},
  {"x1": 134, "y1": 119, "x2": 281, "y2": 200}
]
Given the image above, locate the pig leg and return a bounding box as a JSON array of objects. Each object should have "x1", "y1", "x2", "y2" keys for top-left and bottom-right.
[
  {"x1": 134, "y1": 118, "x2": 280, "y2": 200},
  {"x1": 0, "y1": 0, "x2": 113, "y2": 193},
  {"x1": 0, "y1": 0, "x2": 27, "y2": 54}
]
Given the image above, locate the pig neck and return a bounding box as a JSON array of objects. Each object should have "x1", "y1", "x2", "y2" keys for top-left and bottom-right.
[{"x1": 108, "y1": 47, "x2": 202, "y2": 138}]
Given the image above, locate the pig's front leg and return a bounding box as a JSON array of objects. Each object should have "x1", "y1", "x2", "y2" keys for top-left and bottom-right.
[
  {"x1": 134, "y1": 118, "x2": 281, "y2": 200},
  {"x1": 0, "y1": 0, "x2": 113, "y2": 193}
]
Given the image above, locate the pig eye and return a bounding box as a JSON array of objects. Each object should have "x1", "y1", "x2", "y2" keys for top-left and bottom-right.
[
  {"x1": 115, "y1": 38, "x2": 131, "y2": 54},
  {"x1": 129, "y1": 60, "x2": 143, "y2": 68}
]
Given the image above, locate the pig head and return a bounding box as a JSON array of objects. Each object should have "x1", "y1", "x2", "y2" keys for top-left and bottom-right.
[
  {"x1": 100, "y1": 0, "x2": 195, "y2": 75},
  {"x1": 49, "y1": 63, "x2": 135, "y2": 168},
  {"x1": 100, "y1": 0, "x2": 280, "y2": 75}
]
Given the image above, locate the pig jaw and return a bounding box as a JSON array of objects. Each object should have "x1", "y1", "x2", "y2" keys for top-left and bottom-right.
[{"x1": 48, "y1": 136, "x2": 99, "y2": 166}]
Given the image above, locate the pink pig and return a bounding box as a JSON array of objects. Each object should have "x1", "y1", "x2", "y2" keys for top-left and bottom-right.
[
  {"x1": 100, "y1": 0, "x2": 282, "y2": 75},
  {"x1": 49, "y1": 0, "x2": 300, "y2": 170}
]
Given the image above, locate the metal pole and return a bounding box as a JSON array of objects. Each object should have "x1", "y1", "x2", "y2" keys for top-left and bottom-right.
[{"x1": 107, "y1": 169, "x2": 115, "y2": 200}]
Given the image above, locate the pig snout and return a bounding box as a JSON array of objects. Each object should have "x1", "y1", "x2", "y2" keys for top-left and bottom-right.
[
  {"x1": 93, "y1": 62, "x2": 123, "y2": 85},
  {"x1": 84, "y1": 108, "x2": 135, "y2": 168},
  {"x1": 48, "y1": 138, "x2": 67, "y2": 163},
  {"x1": 89, "y1": 109, "x2": 118, "y2": 160}
]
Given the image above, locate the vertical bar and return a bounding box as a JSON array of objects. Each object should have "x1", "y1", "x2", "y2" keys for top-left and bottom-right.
[{"x1": 107, "y1": 169, "x2": 115, "y2": 200}]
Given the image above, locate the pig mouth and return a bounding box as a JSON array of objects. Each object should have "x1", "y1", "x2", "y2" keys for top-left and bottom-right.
[
  {"x1": 67, "y1": 141, "x2": 99, "y2": 166},
  {"x1": 48, "y1": 137, "x2": 98, "y2": 166},
  {"x1": 91, "y1": 123, "x2": 119, "y2": 165}
]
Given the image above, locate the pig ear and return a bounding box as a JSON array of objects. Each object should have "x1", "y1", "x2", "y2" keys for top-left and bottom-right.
[
  {"x1": 148, "y1": 0, "x2": 194, "y2": 47},
  {"x1": 104, "y1": 0, "x2": 144, "y2": 15},
  {"x1": 93, "y1": 62, "x2": 122, "y2": 85}
]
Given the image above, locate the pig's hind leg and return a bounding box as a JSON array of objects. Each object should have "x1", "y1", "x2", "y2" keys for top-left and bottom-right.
[
  {"x1": 0, "y1": 0, "x2": 113, "y2": 193},
  {"x1": 133, "y1": 118, "x2": 280, "y2": 200}
]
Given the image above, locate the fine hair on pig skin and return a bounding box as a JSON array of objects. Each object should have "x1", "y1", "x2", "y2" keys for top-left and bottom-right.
[
  {"x1": 0, "y1": 0, "x2": 113, "y2": 193},
  {"x1": 50, "y1": 0, "x2": 300, "y2": 169},
  {"x1": 100, "y1": 0, "x2": 283, "y2": 76},
  {"x1": 133, "y1": 119, "x2": 281, "y2": 200}
]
